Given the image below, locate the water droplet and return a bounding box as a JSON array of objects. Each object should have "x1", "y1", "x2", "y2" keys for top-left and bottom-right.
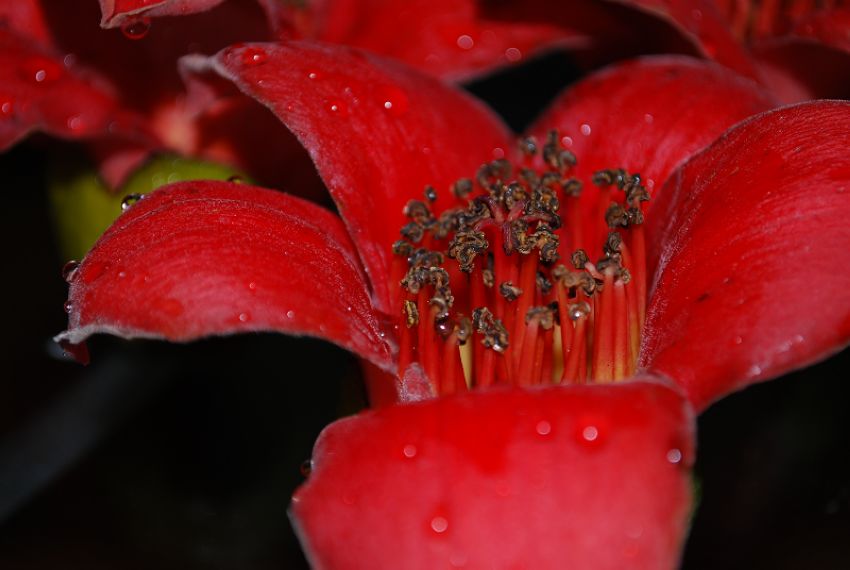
[
  {"x1": 227, "y1": 175, "x2": 244, "y2": 184},
  {"x1": 346, "y1": 305, "x2": 353, "y2": 312},
  {"x1": 241, "y1": 47, "x2": 268, "y2": 66},
  {"x1": 63, "y1": 300, "x2": 74, "y2": 314},
  {"x1": 63, "y1": 53, "x2": 77, "y2": 68},
  {"x1": 582, "y1": 425, "x2": 599, "y2": 442},
  {"x1": 492, "y1": 147, "x2": 505, "y2": 159},
  {"x1": 430, "y1": 516, "x2": 449, "y2": 534},
  {"x1": 286, "y1": 310, "x2": 295, "y2": 319},
  {"x1": 644, "y1": 113, "x2": 654, "y2": 124},
  {"x1": 121, "y1": 193, "x2": 144, "y2": 211},
  {"x1": 456, "y1": 34, "x2": 474, "y2": 50},
  {"x1": 560, "y1": 135, "x2": 573, "y2": 147},
  {"x1": 379, "y1": 85, "x2": 409, "y2": 117},
  {"x1": 0, "y1": 96, "x2": 14, "y2": 118},
  {"x1": 300, "y1": 459, "x2": 313, "y2": 477},
  {"x1": 307, "y1": 70, "x2": 321, "y2": 80},
  {"x1": 238, "y1": 312, "x2": 250, "y2": 323},
  {"x1": 121, "y1": 17, "x2": 151, "y2": 40},
  {"x1": 403, "y1": 444, "x2": 417, "y2": 458},
  {"x1": 21, "y1": 56, "x2": 63, "y2": 84},
  {"x1": 66, "y1": 115, "x2": 83, "y2": 131},
  {"x1": 733, "y1": 336, "x2": 743, "y2": 345},
  {"x1": 691, "y1": 9, "x2": 703, "y2": 21},
  {"x1": 580, "y1": 123, "x2": 592, "y2": 136},
  {"x1": 747, "y1": 364, "x2": 763, "y2": 377},
  {"x1": 535, "y1": 420, "x2": 552, "y2": 436},
  {"x1": 327, "y1": 99, "x2": 349, "y2": 116},
  {"x1": 505, "y1": 47, "x2": 522, "y2": 62},
  {"x1": 118, "y1": 271, "x2": 127, "y2": 279},
  {"x1": 247, "y1": 281, "x2": 257, "y2": 291},
  {"x1": 666, "y1": 448, "x2": 683, "y2": 464},
  {"x1": 62, "y1": 260, "x2": 80, "y2": 282}
]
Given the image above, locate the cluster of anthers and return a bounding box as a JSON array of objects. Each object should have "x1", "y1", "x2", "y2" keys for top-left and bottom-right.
[{"x1": 391, "y1": 131, "x2": 650, "y2": 397}]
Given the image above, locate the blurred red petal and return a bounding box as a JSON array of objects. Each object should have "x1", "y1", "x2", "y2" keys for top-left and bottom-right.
[
  {"x1": 790, "y1": 7, "x2": 850, "y2": 53},
  {"x1": 56, "y1": 181, "x2": 393, "y2": 370},
  {"x1": 197, "y1": 41, "x2": 513, "y2": 311},
  {"x1": 643, "y1": 101, "x2": 850, "y2": 411},
  {"x1": 753, "y1": 39, "x2": 850, "y2": 103},
  {"x1": 292, "y1": 378, "x2": 695, "y2": 570}
]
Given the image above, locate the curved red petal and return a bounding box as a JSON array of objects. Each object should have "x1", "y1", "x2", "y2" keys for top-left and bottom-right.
[
  {"x1": 200, "y1": 41, "x2": 513, "y2": 311},
  {"x1": 292, "y1": 378, "x2": 695, "y2": 569},
  {"x1": 98, "y1": 0, "x2": 226, "y2": 28},
  {"x1": 275, "y1": 0, "x2": 584, "y2": 81},
  {"x1": 55, "y1": 180, "x2": 394, "y2": 371},
  {"x1": 753, "y1": 39, "x2": 850, "y2": 103},
  {"x1": 642, "y1": 101, "x2": 850, "y2": 411},
  {"x1": 0, "y1": 28, "x2": 152, "y2": 151},
  {"x1": 530, "y1": 56, "x2": 775, "y2": 196},
  {"x1": 0, "y1": 0, "x2": 53, "y2": 45},
  {"x1": 790, "y1": 7, "x2": 850, "y2": 53}
]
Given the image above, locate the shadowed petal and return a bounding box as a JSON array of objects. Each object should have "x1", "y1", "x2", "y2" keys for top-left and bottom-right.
[
  {"x1": 190, "y1": 40, "x2": 513, "y2": 311},
  {"x1": 642, "y1": 100, "x2": 850, "y2": 411},
  {"x1": 292, "y1": 378, "x2": 695, "y2": 570},
  {"x1": 98, "y1": 0, "x2": 226, "y2": 28},
  {"x1": 56, "y1": 181, "x2": 393, "y2": 371}
]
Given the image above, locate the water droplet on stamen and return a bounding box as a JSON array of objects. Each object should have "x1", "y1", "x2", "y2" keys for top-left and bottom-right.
[
  {"x1": 300, "y1": 459, "x2": 313, "y2": 477},
  {"x1": 403, "y1": 444, "x2": 417, "y2": 458},
  {"x1": 535, "y1": 420, "x2": 552, "y2": 436},
  {"x1": 430, "y1": 516, "x2": 449, "y2": 534},
  {"x1": 120, "y1": 17, "x2": 151, "y2": 40},
  {"x1": 456, "y1": 34, "x2": 474, "y2": 50},
  {"x1": 666, "y1": 448, "x2": 683, "y2": 464},
  {"x1": 241, "y1": 47, "x2": 268, "y2": 66},
  {"x1": 62, "y1": 260, "x2": 80, "y2": 282},
  {"x1": 121, "y1": 193, "x2": 144, "y2": 211}
]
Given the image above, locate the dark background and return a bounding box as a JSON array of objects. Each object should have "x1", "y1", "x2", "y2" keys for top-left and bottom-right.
[{"x1": 1, "y1": 51, "x2": 849, "y2": 569}]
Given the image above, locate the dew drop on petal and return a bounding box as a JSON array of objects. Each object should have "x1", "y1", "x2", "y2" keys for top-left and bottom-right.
[
  {"x1": 62, "y1": 260, "x2": 80, "y2": 282},
  {"x1": 379, "y1": 85, "x2": 409, "y2": 117},
  {"x1": 733, "y1": 335, "x2": 743, "y2": 345},
  {"x1": 666, "y1": 448, "x2": 683, "y2": 464},
  {"x1": 644, "y1": 113, "x2": 654, "y2": 124},
  {"x1": 120, "y1": 17, "x2": 151, "y2": 40},
  {"x1": 492, "y1": 147, "x2": 505, "y2": 159},
  {"x1": 561, "y1": 135, "x2": 573, "y2": 147},
  {"x1": 66, "y1": 115, "x2": 84, "y2": 131},
  {"x1": 286, "y1": 310, "x2": 295, "y2": 319},
  {"x1": 580, "y1": 123, "x2": 592, "y2": 136},
  {"x1": 403, "y1": 444, "x2": 417, "y2": 458},
  {"x1": 505, "y1": 47, "x2": 522, "y2": 62},
  {"x1": 327, "y1": 100, "x2": 349, "y2": 116},
  {"x1": 22, "y1": 57, "x2": 63, "y2": 84},
  {"x1": 456, "y1": 34, "x2": 474, "y2": 50},
  {"x1": 430, "y1": 516, "x2": 449, "y2": 534},
  {"x1": 535, "y1": 420, "x2": 552, "y2": 436},
  {"x1": 582, "y1": 425, "x2": 598, "y2": 442},
  {"x1": 121, "y1": 193, "x2": 144, "y2": 211},
  {"x1": 241, "y1": 47, "x2": 268, "y2": 66},
  {"x1": 307, "y1": 70, "x2": 321, "y2": 80},
  {"x1": 0, "y1": 97, "x2": 14, "y2": 118},
  {"x1": 247, "y1": 281, "x2": 257, "y2": 291},
  {"x1": 238, "y1": 312, "x2": 250, "y2": 323}
]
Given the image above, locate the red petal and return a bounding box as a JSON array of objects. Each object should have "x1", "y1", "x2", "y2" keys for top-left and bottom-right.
[
  {"x1": 753, "y1": 38, "x2": 850, "y2": 103},
  {"x1": 276, "y1": 0, "x2": 584, "y2": 81},
  {"x1": 790, "y1": 7, "x2": 850, "y2": 53},
  {"x1": 0, "y1": 28, "x2": 152, "y2": 151},
  {"x1": 531, "y1": 56, "x2": 775, "y2": 193},
  {"x1": 98, "y1": 0, "x2": 226, "y2": 28},
  {"x1": 201, "y1": 41, "x2": 513, "y2": 311},
  {"x1": 56, "y1": 181, "x2": 394, "y2": 371},
  {"x1": 0, "y1": 0, "x2": 53, "y2": 45},
  {"x1": 642, "y1": 101, "x2": 850, "y2": 411},
  {"x1": 292, "y1": 379, "x2": 695, "y2": 569}
]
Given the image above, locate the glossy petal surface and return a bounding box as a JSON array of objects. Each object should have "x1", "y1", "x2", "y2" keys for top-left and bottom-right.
[
  {"x1": 293, "y1": 379, "x2": 694, "y2": 570},
  {"x1": 56, "y1": 181, "x2": 393, "y2": 370},
  {"x1": 198, "y1": 41, "x2": 513, "y2": 310},
  {"x1": 643, "y1": 101, "x2": 850, "y2": 411}
]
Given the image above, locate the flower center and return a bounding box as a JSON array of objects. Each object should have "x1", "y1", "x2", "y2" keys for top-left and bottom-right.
[{"x1": 391, "y1": 131, "x2": 649, "y2": 396}]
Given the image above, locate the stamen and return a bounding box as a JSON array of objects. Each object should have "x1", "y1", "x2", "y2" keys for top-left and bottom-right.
[{"x1": 390, "y1": 131, "x2": 650, "y2": 396}]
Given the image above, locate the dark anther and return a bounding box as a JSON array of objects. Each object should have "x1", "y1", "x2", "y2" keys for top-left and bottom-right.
[
  {"x1": 568, "y1": 301, "x2": 591, "y2": 321},
  {"x1": 472, "y1": 307, "x2": 509, "y2": 353},
  {"x1": 504, "y1": 182, "x2": 528, "y2": 209},
  {"x1": 433, "y1": 208, "x2": 464, "y2": 240},
  {"x1": 536, "y1": 271, "x2": 553, "y2": 295},
  {"x1": 542, "y1": 130, "x2": 577, "y2": 173},
  {"x1": 603, "y1": 232, "x2": 623, "y2": 259},
  {"x1": 571, "y1": 249, "x2": 589, "y2": 270},
  {"x1": 592, "y1": 168, "x2": 628, "y2": 188},
  {"x1": 400, "y1": 266, "x2": 429, "y2": 294},
  {"x1": 627, "y1": 206, "x2": 645, "y2": 225},
  {"x1": 400, "y1": 221, "x2": 425, "y2": 243},
  {"x1": 482, "y1": 268, "x2": 495, "y2": 288},
  {"x1": 409, "y1": 248, "x2": 444, "y2": 269},
  {"x1": 404, "y1": 199, "x2": 434, "y2": 224},
  {"x1": 618, "y1": 268, "x2": 632, "y2": 284},
  {"x1": 461, "y1": 197, "x2": 492, "y2": 228},
  {"x1": 525, "y1": 306, "x2": 555, "y2": 330},
  {"x1": 605, "y1": 203, "x2": 630, "y2": 228},
  {"x1": 562, "y1": 177, "x2": 583, "y2": 197},
  {"x1": 626, "y1": 184, "x2": 650, "y2": 205},
  {"x1": 453, "y1": 177, "x2": 473, "y2": 199},
  {"x1": 550, "y1": 264, "x2": 568, "y2": 282},
  {"x1": 499, "y1": 281, "x2": 523, "y2": 301},
  {"x1": 518, "y1": 137, "x2": 538, "y2": 157},
  {"x1": 532, "y1": 224, "x2": 560, "y2": 264},
  {"x1": 403, "y1": 300, "x2": 419, "y2": 327},
  {"x1": 448, "y1": 229, "x2": 488, "y2": 273},
  {"x1": 519, "y1": 168, "x2": 540, "y2": 187},
  {"x1": 392, "y1": 240, "x2": 414, "y2": 257},
  {"x1": 424, "y1": 185, "x2": 437, "y2": 203}
]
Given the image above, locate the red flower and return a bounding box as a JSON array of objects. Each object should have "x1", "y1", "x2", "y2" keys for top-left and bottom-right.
[{"x1": 54, "y1": 39, "x2": 850, "y2": 568}]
